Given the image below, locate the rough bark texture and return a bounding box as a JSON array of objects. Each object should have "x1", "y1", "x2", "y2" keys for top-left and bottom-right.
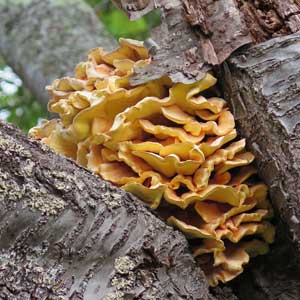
[
  {"x1": 221, "y1": 32, "x2": 300, "y2": 257},
  {"x1": 0, "y1": 0, "x2": 116, "y2": 108},
  {"x1": 218, "y1": 32, "x2": 300, "y2": 299},
  {"x1": 236, "y1": 0, "x2": 300, "y2": 42},
  {"x1": 0, "y1": 121, "x2": 213, "y2": 300},
  {"x1": 114, "y1": 0, "x2": 300, "y2": 87},
  {"x1": 114, "y1": 0, "x2": 252, "y2": 86},
  {"x1": 232, "y1": 233, "x2": 300, "y2": 300},
  {"x1": 1, "y1": 1, "x2": 300, "y2": 299}
]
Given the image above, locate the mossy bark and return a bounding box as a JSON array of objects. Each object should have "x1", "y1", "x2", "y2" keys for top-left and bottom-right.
[{"x1": 0, "y1": 0, "x2": 116, "y2": 108}]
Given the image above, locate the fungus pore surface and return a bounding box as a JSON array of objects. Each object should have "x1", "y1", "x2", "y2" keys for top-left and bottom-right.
[{"x1": 30, "y1": 38, "x2": 275, "y2": 287}]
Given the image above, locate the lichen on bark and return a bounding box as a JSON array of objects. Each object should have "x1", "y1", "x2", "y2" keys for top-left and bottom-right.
[{"x1": 0, "y1": 121, "x2": 214, "y2": 299}]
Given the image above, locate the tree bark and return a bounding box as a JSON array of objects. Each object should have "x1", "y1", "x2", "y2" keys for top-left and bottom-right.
[
  {"x1": 0, "y1": 121, "x2": 214, "y2": 300},
  {"x1": 219, "y1": 33, "x2": 300, "y2": 299},
  {"x1": 221, "y1": 32, "x2": 300, "y2": 256},
  {"x1": 115, "y1": 0, "x2": 300, "y2": 85},
  {"x1": 0, "y1": 0, "x2": 116, "y2": 108},
  {"x1": 1, "y1": 1, "x2": 300, "y2": 299}
]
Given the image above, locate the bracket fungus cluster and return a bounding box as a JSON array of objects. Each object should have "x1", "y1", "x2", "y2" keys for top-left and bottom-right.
[{"x1": 30, "y1": 38, "x2": 275, "y2": 286}]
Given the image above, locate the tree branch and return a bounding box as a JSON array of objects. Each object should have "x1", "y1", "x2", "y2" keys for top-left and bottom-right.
[
  {"x1": 115, "y1": 0, "x2": 300, "y2": 86},
  {"x1": 0, "y1": 121, "x2": 214, "y2": 299}
]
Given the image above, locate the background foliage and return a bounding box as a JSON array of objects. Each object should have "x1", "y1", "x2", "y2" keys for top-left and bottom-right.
[
  {"x1": 87, "y1": 0, "x2": 160, "y2": 40},
  {"x1": 0, "y1": 0, "x2": 160, "y2": 132},
  {"x1": 0, "y1": 64, "x2": 47, "y2": 132}
]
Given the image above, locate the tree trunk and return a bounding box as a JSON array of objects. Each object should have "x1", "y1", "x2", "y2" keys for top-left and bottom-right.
[
  {"x1": 0, "y1": 0, "x2": 116, "y2": 108},
  {"x1": 1, "y1": 1, "x2": 300, "y2": 299},
  {"x1": 0, "y1": 121, "x2": 214, "y2": 300},
  {"x1": 219, "y1": 33, "x2": 300, "y2": 299},
  {"x1": 221, "y1": 32, "x2": 300, "y2": 257}
]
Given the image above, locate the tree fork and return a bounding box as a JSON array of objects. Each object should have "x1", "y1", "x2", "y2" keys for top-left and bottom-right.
[
  {"x1": 115, "y1": 1, "x2": 300, "y2": 298},
  {"x1": 117, "y1": 0, "x2": 300, "y2": 259},
  {"x1": 0, "y1": 0, "x2": 300, "y2": 299}
]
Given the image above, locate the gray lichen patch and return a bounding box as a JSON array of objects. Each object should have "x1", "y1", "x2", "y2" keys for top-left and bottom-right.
[
  {"x1": 0, "y1": 250, "x2": 67, "y2": 300},
  {"x1": 25, "y1": 184, "x2": 65, "y2": 216},
  {"x1": 23, "y1": 159, "x2": 36, "y2": 176},
  {"x1": 114, "y1": 256, "x2": 136, "y2": 275},
  {"x1": 103, "y1": 290, "x2": 125, "y2": 300},
  {"x1": 0, "y1": 135, "x2": 32, "y2": 158},
  {"x1": 102, "y1": 190, "x2": 123, "y2": 209},
  {"x1": 111, "y1": 271, "x2": 136, "y2": 291},
  {"x1": 0, "y1": 170, "x2": 25, "y2": 202},
  {"x1": 0, "y1": 145, "x2": 65, "y2": 215},
  {"x1": 42, "y1": 168, "x2": 87, "y2": 193},
  {"x1": 108, "y1": 192, "x2": 123, "y2": 208}
]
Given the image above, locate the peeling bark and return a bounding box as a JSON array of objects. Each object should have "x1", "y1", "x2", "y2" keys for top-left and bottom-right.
[
  {"x1": 0, "y1": 121, "x2": 213, "y2": 300},
  {"x1": 237, "y1": 0, "x2": 300, "y2": 42},
  {"x1": 0, "y1": 0, "x2": 116, "y2": 108},
  {"x1": 115, "y1": 0, "x2": 300, "y2": 87},
  {"x1": 114, "y1": 0, "x2": 251, "y2": 86}
]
